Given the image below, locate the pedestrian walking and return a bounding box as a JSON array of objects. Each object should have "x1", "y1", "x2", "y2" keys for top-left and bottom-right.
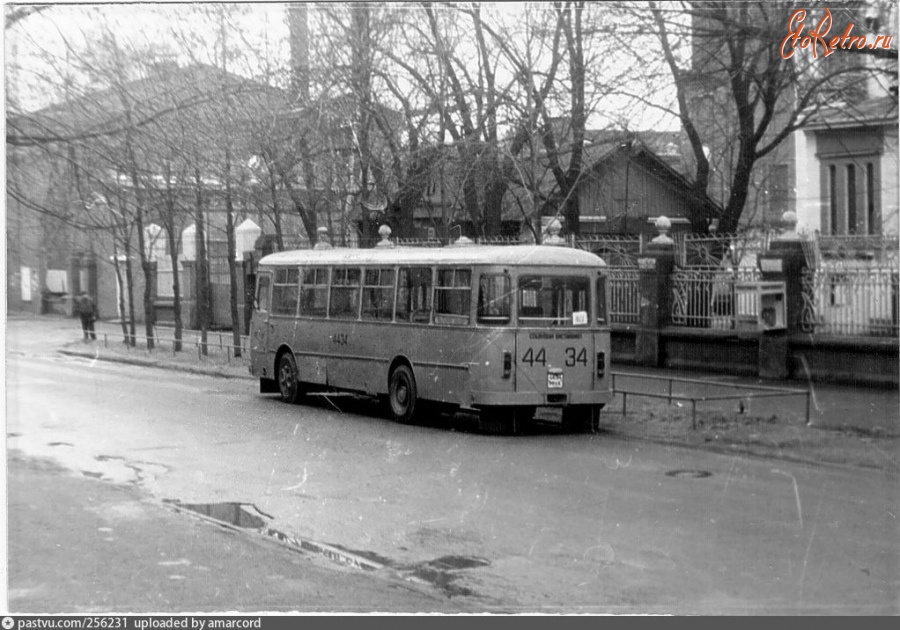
[{"x1": 75, "y1": 291, "x2": 98, "y2": 342}]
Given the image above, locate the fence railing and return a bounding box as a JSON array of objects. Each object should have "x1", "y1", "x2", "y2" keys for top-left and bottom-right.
[
  {"x1": 801, "y1": 267, "x2": 899, "y2": 337},
  {"x1": 93, "y1": 326, "x2": 252, "y2": 364},
  {"x1": 671, "y1": 266, "x2": 761, "y2": 329},
  {"x1": 607, "y1": 267, "x2": 641, "y2": 325}
]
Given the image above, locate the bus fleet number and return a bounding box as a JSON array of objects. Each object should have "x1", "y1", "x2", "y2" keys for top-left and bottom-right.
[{"x1": 522, "y1": 347, "x2": 587, "y2": 367}]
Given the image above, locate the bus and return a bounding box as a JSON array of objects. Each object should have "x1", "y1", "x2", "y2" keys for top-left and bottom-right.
[{"x1": 249, "y1": 239, "x2": 612, "y2": 434}]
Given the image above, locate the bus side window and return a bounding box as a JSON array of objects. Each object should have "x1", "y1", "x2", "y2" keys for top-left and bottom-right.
[
  {"x1": 330, "y1": 267, "x2": 361, "y2": 319},
  {"x1": 435, "y1": 268, "x2": 471, "y2": 325},
  {"x1": 255, "y1": 274, "x2": 271, "y2": 312},
  {"x1": 477, "y1": 274, "x2": 510, "y2": 325},
  {"x1": 300, "y1": 267, "x2": 328, "y2": 317},
  {"x1": 271, "y1": 268, "x2": 299, "y2": 316},
  {"x1": 362, "y1": 268, "x2": 395, "y2": 321},
  {"x1": 397, "y1": 267, "x2": 432, "y2": 323}
]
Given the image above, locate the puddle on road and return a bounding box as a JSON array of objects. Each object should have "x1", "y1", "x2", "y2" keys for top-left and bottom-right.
[
  {"x1": 327, "y1": 544, "x2": 490, "y2": 598},
  {"x1": 164, "y1": 501, "x2": 489, "y2": 599},
  {"x1": 175, "y1": 502, "x2": 268, "y2": 529},
  {"x1": 665, "y1": 469, "x2": 713, "y2": 479}
]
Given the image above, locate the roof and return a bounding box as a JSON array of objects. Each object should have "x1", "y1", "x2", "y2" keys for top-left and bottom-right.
[
  {"x1": 804, "y1": 95, "x2": 899, "y2": 131},
  {"x1": 259, "y1": 244, "x2": 608, "y2": 268}
]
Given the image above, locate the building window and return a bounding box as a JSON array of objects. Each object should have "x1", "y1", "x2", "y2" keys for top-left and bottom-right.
[
  {"x1": 829, "y1": 165, "x2": 838, "y2": 235},
  {"x1": 846, "y1": 164, "x2": 857, "y2": 234},
  {"x1": 767, "y1": 163, "x2": 789, "y2": 217},
  {"x1": 823, "y1": 157, "x2": 880, "y2": 236},
  {"x1": 867, "y1": 162, "x2": 878, "y2": 235}
]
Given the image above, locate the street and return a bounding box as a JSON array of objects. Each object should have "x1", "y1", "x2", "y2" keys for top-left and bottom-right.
[{"x1": 5, "y1": 319, "x2": 899, "y2": 613}]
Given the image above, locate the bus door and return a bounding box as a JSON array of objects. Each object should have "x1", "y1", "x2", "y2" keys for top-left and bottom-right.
[
  {"x1": 515, "y1": 274, "x2": 594, "y2": 401},
  {"x1": 250, "y1": 271, "x2": 273, "y2": 378}
]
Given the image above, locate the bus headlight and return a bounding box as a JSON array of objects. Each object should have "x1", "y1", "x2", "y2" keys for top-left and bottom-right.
[
  {"x1": 503, "y1": 351, "x2": 512, "y2": 378},
  {"x1": 596, "y1": 351, "x2": 605, "y2": 379}
]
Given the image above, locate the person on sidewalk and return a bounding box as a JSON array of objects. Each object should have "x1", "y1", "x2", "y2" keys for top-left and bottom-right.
[{"x1": 75, "y1": 291, "x2": 98, "y2": 342}]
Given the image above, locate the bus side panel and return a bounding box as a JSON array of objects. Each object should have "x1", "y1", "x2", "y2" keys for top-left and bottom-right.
[
  {"x1": 461, "y1": 329, "x2": 517, "y2": 406},
  {"x1": 293, "y1": 319, "x2": 329, "y2": 387}
]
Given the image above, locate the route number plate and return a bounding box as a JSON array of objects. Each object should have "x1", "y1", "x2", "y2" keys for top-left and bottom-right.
[{"x1": 548, "y1": 373, "x2": 563, "y2": 389}]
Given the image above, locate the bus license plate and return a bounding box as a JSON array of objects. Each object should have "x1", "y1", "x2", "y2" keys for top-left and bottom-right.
[{"x1": 548, "y1": 373, "x2": 564, "y2": 389}]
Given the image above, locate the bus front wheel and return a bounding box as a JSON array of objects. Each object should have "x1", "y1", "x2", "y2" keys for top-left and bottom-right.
[
  {"x1": 388, "y1": 365, "x2": 418, "y2": 424},
  {"x1": 278, "y1": 353, "x2": 303, "y2": 404}
]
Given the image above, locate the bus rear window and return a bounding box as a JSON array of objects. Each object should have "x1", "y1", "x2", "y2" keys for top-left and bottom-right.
[
  {"x1": 518, "y1": 275, "x2": 590, "y2": 327},
  {"x1": 477, "y1": 274, "x2": 511, "y2": 325}
]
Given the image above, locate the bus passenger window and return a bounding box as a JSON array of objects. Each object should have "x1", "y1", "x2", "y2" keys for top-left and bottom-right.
[
  {"x1": 397, "y1": 267, "x2": 432, "y2": 323},
  {"x1": 300, "y1": 267, "x2": 328, "y2": 317},
  {"x1": 477, "y1": 274, "x2": 510, "y2": 325},
  {"x1": 255, "y1": 275, "x2": 271, "y2": 312},
  {"x1": 271, "y1": 268, "x2": 299, "y2": 316},
  {"x1": 362, "y1": 268, "x2": 395, "y2": 321},
  {"x1": 330, "y1": 268, "x2": 361, "y2": 319},
  {"x1": 435, "y1": 269, "x2": 472, "y2": 324},
  {"x1": 596, "y1": 276, "x2": 608, "y2": 325}
]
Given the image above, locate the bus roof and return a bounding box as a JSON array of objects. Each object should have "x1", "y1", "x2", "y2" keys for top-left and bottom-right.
[{"x1": 259, "y1": 244, "x2": 607, "y2": 268}]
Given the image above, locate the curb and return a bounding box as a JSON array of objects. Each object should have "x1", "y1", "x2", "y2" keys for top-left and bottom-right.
[
  {"x1": 598, "y1": 425, "x2": 899, "y2": 475},
  {"x1": 58, "y1": 348, "x2": 255, "y2": 381}
]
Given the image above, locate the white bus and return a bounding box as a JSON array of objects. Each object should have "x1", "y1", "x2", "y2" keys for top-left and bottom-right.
[{"x1": 249, "y1": 241, "x2": 612, "y2": 434}]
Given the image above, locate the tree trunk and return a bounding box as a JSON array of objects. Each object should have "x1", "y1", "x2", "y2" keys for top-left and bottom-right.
[
  {"x1": 224, "y1": 150, "x2": 242, "y2": 358},
  {"x1": 163, "y1": 175, "x2": 183, "y2": 352},
  {"x1": 194, "y1": 167, "x2": 209, "y2": 356}
]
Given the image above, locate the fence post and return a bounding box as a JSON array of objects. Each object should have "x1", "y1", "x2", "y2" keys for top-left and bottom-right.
[
  {"x1": 635, "y1": 218, "x2": 676, "y2": 368},
  {"x1": 757, "y1": 211, "x2": 807, "y2": 380}
]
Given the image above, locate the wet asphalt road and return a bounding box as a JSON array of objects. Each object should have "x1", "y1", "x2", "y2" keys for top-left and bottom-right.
[{"x1": 5, "y1": 319, "x2": 900, "y2": 613}]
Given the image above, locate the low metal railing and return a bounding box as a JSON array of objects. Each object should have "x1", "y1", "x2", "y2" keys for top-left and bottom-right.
[
  {"x1": 609, "y1": 372, "x2": 810, "y2": 429},
  {"x1": 89, "y1": 327, "x2": 251, "y2": 365}
]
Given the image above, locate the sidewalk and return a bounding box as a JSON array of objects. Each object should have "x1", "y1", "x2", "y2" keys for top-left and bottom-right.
[{"x1": 12, "y1": 313, "x2": 900, "y2": 473}]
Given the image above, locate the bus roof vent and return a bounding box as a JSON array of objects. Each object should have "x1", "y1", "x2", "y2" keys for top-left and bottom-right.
[{"x1": 450, "y1": 236, "x2": 475, "y2": 247}]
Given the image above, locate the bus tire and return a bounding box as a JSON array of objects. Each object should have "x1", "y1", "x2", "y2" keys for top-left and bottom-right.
[
  {"x1": 561, "y1": 404, "x2": 603, "y2": 433},
  {"x1": 388, "y1": 365, "x2": 418, "y2": 424},
  {"x1": 277, "y1": 353, "x2": 303, "y2": 404}
]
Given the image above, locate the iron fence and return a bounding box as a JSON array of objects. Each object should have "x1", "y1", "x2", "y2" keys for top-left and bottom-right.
[
  {"x1": 671, "y1": 266, "x2": 761, "y2": 329},
  {"x1": 801, "y1": 266, "x2": 899, "y2": 337},
  {"x1": 607, "y1": 267, "x2": 641, "y2": 325}
]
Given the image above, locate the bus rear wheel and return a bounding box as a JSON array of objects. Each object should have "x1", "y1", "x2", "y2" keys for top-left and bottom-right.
[
  {"x1": 481, "y1": 406, "x2": 534, "y2": 436},
  {"x1": 278, "y1": 353, "x2": 303, "y2": 404},
  {"x1": 388, "y1": 365, "x2": 418, "y2": 423},
  {"x1": 561, "y1": 404, "x2": 603, "y2": 433}
]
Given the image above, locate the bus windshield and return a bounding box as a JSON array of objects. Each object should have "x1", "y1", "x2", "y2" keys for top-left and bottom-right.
[{"x1": 518, "y1": 275, "x2": 590, "y2": 327}]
